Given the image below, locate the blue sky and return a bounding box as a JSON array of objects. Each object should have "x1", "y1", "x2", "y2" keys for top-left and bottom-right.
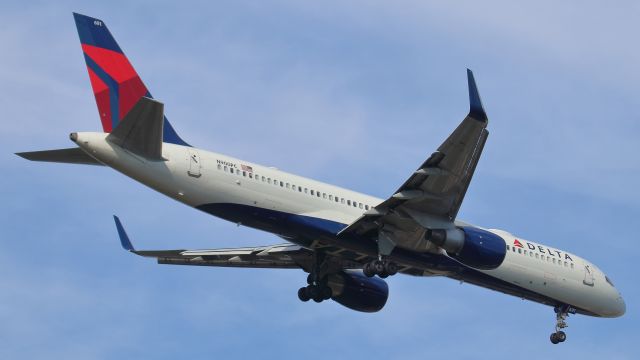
[{"x1": 1, "y1": 1, "x2": 639, "y2": 358}]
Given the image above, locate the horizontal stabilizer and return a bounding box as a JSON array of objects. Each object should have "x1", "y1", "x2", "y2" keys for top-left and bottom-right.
[
  {"x1": 107, "y1": 97, "x2": 164, "y2": 160},
  {"x1": 16, "y1": 147, "x2": 103, "y2": 166}
]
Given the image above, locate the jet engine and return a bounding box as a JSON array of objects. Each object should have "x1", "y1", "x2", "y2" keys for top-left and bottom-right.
[
  {"x1": 427, "y1": 226, "x2": 506, "y2": 270},
  {"x1": 327, "y1": 270, "x2": 389, "y2": 312}
]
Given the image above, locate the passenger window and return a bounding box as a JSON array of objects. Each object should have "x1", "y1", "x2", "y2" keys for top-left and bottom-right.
[
  {"x1": 242, "y1": 171, "x2": 247, "y2": 177},
  {"x1": 286, "y1": 183, "x2": 290, "y2": 189},
  {"x1": 261, "y1": 176, "x2": 266, "y2": 182},
  {"x1": 230, "y1": 168, "x2": 234, "y2": 174},
  {"x1": 311, "y1": 190, "x2": 314, "y2": 195},
  {"x1": 359, "y1": 203, "x2": 363, "y2": 209},
  {"x1": 317, "y1": 192, "x2": 321, "y2": 197},
  {"x1": 298, "y1": 186, "x2": 302, "y2": 192},
  {"x1": 365, "y1": 205, "x2": 369, "y2": 210},
  {"x1": 323, "y1": 193, "x2": 327, "y2": 199},
  {"x1": 341, "y1": 198, "x2": 345, "y2": 204},
  {"x1": 552, "y1": 258, "x2": 556, "y2": 264},
  {"x1": 512, "y1": 247, "x2": 516, "y2": 252},
  {"x1": 305, "y1": 188, "x2": 308, "y2": 194},
  {"x1": 535, "y1": 254, "x2": 539, "y2": 259},
  {"x1": 268, "y1": 178, "x2": 271, "y2": 184},
  {"x1": 224, "y1": 166, "x2": 228, "y2": 172},
  {"x1": 571, "y1": 263, "x2": 574, "y2": 269},
  {"x1": 217, "y1": 164, "x2": 222, "y2": 170},
  {"x1": 564, "y1": 262, "x2": 568, "y2": 267},
  {"x1": 249, "y1": 173, "x2": 253, "y2": 179},
  {"x1": 335, "y1": 197, "x2": 339, "y2": 203},
  {"x1": 517, "y1": 248, "x2": 521, "y2": 254},
  {"x1": 329, "y1": 195, "x2": 333, "y2": 201},
  {"x1": 347, "y1": 200, "x2": 351, "y2": 206}
]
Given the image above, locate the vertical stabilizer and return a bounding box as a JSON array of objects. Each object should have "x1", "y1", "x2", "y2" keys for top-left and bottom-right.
[{"x1": 73, "y1": 13, "x2": 189, "y2": 146}]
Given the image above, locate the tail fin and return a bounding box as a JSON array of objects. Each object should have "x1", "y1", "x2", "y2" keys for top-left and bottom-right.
[{"x1": 73, "y1": 13, "x2": 189, "y2": 146}]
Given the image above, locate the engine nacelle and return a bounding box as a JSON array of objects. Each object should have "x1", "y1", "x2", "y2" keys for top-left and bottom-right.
[
  {"x1": 428, "y1": 226, "x2": 506, "y2": 270},
  {"x1": 328, "y1": 270, "x2": 389, "y2": 313}
]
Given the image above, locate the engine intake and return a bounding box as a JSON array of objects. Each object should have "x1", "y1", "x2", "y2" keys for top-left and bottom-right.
[{"x1": 328, "y1": 270, "x2": 389, "y2": 313}]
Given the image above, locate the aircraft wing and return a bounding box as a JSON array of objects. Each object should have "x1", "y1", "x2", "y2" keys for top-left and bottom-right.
[
  {"x1": 339, "y1": 70, "x2": 488, "y2": 247},
  {"x1": 137, "y1": 244, "x2": 313, "y2": 269},
  {"x1": 114, "y1": 216, "x2": 314, "y2": 269}
]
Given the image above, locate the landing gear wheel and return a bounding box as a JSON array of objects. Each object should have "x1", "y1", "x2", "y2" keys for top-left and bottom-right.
[
  {"x1": 306, "y1": 273, "x2": 314, "y2": 285},
  {"x1": 322, "y1": 286, "x2": 332, "y2": 300},
  {"x1": 556, "y1": 331, "x2": 566, "y2": 342},
  {"x1": 373, "y1": 260, "x2": 385, "y2": 274},
  {"x1": 384, "y1": 261, "x2": 398, "y2": 276},
  {"x1": 306, "y1": 285, "x2": 319, "y2": 299},
  {"x1": 363, "y1": 263, "x2": 376, "y2": 278},
  {"x1": 364, "y1": 259, "x2": 399, "y2": 278},
  {"x1": 550, "y1": 333, "x2": 559, "y2": 344},
  {"x1": 298, "y1": 287, "x2": 310, "y2": 302}
]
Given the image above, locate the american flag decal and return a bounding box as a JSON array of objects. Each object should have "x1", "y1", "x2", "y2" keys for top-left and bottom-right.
[{"x1": 241, "y1": 164, "x2": 253, "y2": 172}]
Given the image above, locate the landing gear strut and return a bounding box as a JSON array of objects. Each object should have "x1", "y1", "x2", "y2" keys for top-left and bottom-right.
[
  {"x1": 363, "y1": 259, "x2": 398, "y2": 278},
  {"x1": 550, "y1": 306, "x2": 570, "y2": 344}
]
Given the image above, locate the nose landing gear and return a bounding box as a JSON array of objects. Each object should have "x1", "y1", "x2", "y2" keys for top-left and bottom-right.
[{"x1": 550, "y1": 305, "x2": 571, "y2": 344}]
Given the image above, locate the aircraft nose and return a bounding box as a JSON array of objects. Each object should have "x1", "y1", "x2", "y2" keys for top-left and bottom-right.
[{"x1": 614, "y1": 296, "x2": 626, "y2": 317}]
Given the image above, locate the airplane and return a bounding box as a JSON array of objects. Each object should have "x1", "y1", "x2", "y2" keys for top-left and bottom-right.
[{"x1": 17, "y1": 13, "x2": 625, "y2": 344}]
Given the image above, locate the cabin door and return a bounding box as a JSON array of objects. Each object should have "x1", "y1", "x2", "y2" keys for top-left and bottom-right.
[
  {"x1": 187, "y1": 149, "x2": 201, "y2": 178},
  {"x1": 583, "y1": 264, "x2": 595, "y2": 286}
]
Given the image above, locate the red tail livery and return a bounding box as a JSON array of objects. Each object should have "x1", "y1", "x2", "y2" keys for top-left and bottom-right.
[{"x1": 73, "y1": 13, "x2": 188, "y2": 146}]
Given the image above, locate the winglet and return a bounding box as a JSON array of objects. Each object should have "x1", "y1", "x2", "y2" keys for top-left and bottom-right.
[
  {"x1": 113, "y1": 215, "x2": 135, "y2": 251},
  {"x1": 467, "y1": 69, "x2": 488, "y2": 122}
]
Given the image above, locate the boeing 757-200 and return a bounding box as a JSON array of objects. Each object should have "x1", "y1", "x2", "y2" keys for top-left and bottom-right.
[{"x1": 17, "y1": 13, "x2": 625, "y2": 344}]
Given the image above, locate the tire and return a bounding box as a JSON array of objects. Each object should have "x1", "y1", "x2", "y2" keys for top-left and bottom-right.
[
  {"x1": 307, "y1": 273, "x2": 314, "y2": 285},
  {"x1": 374, "y1": 260, "x2": 385, "y2": 275},
  {"x1": 385, "y1": 261, "x2": 398, "y2": 276},
  {"x1": 363, "y1": 263, "x2": 375, "y2": 277},
  {"x1": 298, "y1": 287, "x2": 310, "y2": 302},
  {"x1": 550, "y1": 333, "x2": 559, "y2": 344},
  {"x1": 556, "y1": 331, "x2": 566, "y2": 342},
  {"x1": 306, "y1": 285, "x2": 319, "y2": 299},
  {"x1": 322, "y1": 286, "x2": 332, "y2": 300}
]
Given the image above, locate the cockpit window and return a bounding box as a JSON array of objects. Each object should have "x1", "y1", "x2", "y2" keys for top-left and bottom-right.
[{"x1": 605, "y1": 276, "x2": 615, "y2": 287}]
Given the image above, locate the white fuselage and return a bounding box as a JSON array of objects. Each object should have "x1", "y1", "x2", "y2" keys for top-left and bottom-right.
[{"x1": 73, "y1": 132, "x2": 626, "y2": 318}]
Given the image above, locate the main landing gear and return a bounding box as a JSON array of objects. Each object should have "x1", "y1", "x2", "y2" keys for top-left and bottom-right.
[
  {"x1": 298, "y1": 273, "x2": 332, "y2": 303},
  {"x1": 550, "y1": 306, "x2": 570, "y2": 344},
  {"x1": 363, "y1": 259, "x2": 398, "y2": 278}
]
